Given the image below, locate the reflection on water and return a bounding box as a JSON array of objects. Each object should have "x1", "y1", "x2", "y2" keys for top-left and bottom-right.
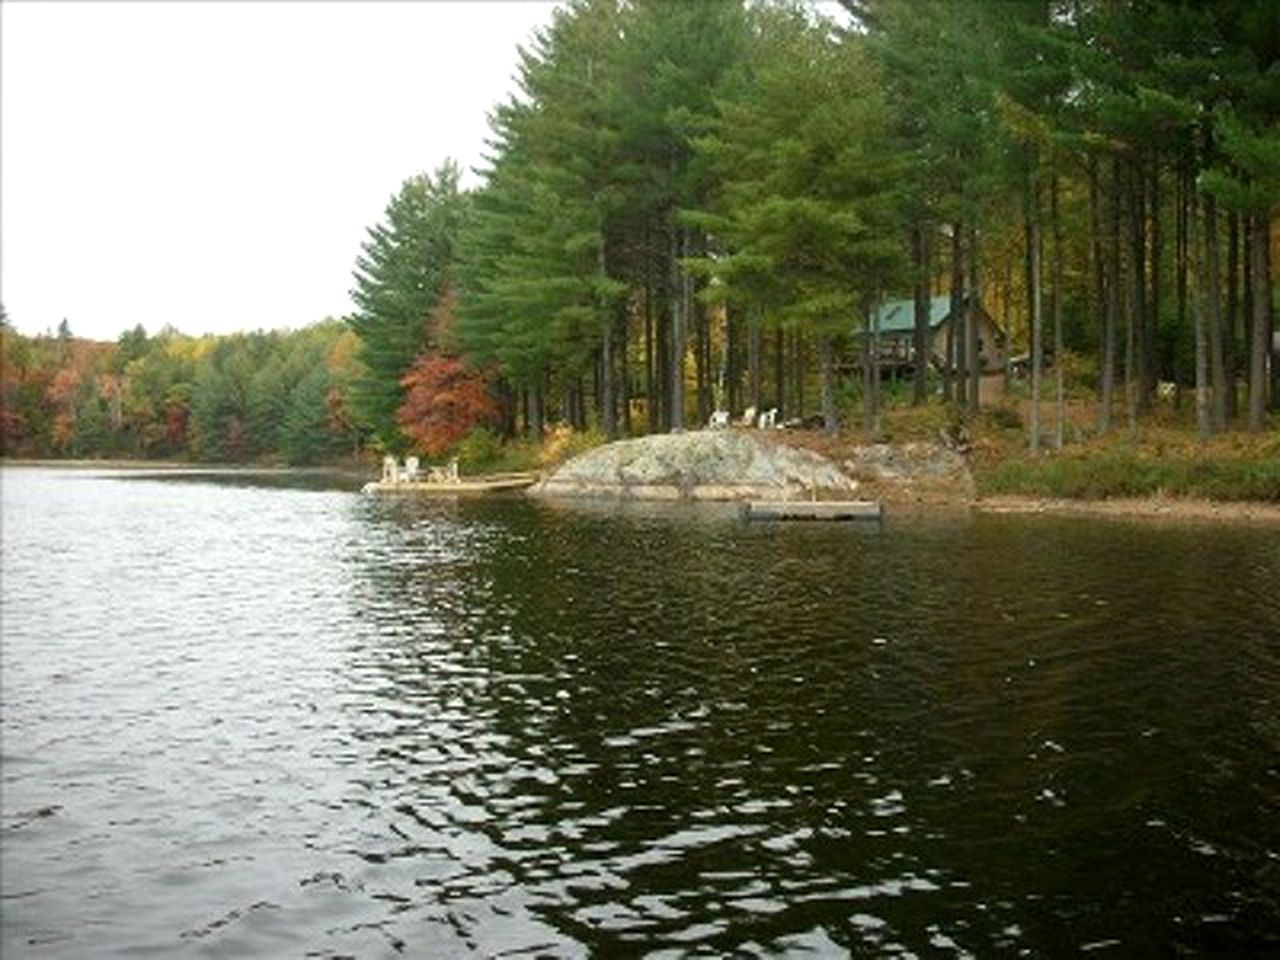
[{"x1": 2, "y1": 466, "x2": 1278, "y2": 957}]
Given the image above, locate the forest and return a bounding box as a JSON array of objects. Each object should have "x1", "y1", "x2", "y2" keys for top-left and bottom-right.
[{"x1": 2, "y1": 0, "x2": 1276, "y2": 469}]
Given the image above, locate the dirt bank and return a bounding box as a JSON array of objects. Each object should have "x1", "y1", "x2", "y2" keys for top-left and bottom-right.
[{"x1": 974, "y1": 495, "x2": 1280, "y2": 525}]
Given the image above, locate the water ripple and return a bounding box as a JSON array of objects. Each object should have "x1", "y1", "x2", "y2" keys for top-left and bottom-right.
[{"x1": 2, "y1": 469, "x2": 1278, "y2": 956}]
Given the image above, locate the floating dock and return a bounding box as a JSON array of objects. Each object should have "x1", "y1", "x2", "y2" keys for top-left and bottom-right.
[
  {"x1": 362, "y1": 472, "x2": 538, "y2": 495},
  {"x1": 741, "y1": 500, "x2": 883, "y2": 522}
]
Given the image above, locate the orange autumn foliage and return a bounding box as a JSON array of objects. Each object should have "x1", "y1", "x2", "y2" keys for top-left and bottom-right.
[{"x1": 395, "y1": 353, "x2": 499, "y2": 456}]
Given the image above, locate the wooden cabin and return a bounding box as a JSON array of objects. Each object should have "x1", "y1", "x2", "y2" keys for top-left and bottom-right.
[{"x1": 853, "y1": 295, "x2": 1006, "y2": 375}]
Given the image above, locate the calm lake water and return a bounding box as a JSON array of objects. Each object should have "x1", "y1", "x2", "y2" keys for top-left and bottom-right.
[{"x1": 2, "y1": 465, "x2": 1278, "y2": 957}]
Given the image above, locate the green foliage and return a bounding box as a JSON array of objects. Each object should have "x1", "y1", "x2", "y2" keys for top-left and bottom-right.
[
  {"x1": 348, "y1": 163, "x2": 469, "y2": 450},
  {"x1": 454, "y1": 426, "x2": 506, "y2": 470},
  {"x1": 1, "y1": 321, "x2": 357, "y2": 463},
  {"x1": 453, "y1": 427, "x2": 542, "y2": 474},
  {"x1": 9, "y1": 0, "x2": 1277, "y2": 476},
  {"x1": 456, "y1": 0, "x2": 750, "y2": 426},
  {"x1": 683, "y1": 0, "x2": 906, "y2": 443},
  {"x1": 279, "y1": 365, "x2": 337, "y2": 465},
  {"x1": 980, "y1": 448, "x2": 1280, "y2": 503},
  {"x1": 459, "y1": 0, "x2": 633, "y2": 390}
]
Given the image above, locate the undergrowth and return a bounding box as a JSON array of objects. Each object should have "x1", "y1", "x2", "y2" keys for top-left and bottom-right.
[{"x1": 977, "y1": 446, "x2": 1280, "y2": 502}]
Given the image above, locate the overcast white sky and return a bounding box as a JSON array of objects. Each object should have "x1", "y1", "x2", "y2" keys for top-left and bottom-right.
[{"x1": 1, "y1": 1, "x2": 558, "y2": 340}]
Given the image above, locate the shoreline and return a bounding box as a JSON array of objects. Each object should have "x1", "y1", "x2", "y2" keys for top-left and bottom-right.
[
  {"x1": 972, "y1": 494, "x2": 1280, "y2": 525},
  {"x1": 1, "y1": 458, "x2": 368, "y2": 476},
  {"x1": 8, "y1": 456, "x2": 1280, "y2": 526},
  {"x1": 2, "y1": 457, "x2": 196, "y2": 470}
]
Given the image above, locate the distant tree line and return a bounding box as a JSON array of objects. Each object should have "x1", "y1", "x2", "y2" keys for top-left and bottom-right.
[
  {"x1": 4, "y1": 0, "x2": 1276, "y2": 464},
  {"x1": 0, "y1": 311, "x2": 361, "y2": 463}
]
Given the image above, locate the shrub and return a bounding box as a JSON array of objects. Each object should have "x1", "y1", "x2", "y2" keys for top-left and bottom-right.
[
  {"x1": 396, "y1": 353, "x2": 500, "y2": 456},
  {"x1": 455, "y1": 426, "x2": 505, "y2": 470},
  {"x1": 986, "y1": 404, "x2": 1023, "y2": 431},
  {"x1": 539, "y1": 423, "x2": 606, "y2": 468}
]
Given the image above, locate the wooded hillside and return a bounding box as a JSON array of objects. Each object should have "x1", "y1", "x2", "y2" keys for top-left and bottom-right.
[{"x1": 3, "y1": 0, "x2": 1276, "y2": 464}]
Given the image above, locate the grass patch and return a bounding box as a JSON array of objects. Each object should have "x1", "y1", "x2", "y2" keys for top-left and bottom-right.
[{"x1": 978, "y1": 446, "x2": 1280, "y2": 502}]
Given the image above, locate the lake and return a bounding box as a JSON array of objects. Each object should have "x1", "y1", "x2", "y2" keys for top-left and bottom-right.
[{"x1": 2, "y1": 465, "x2": 1278, "y2": 957}]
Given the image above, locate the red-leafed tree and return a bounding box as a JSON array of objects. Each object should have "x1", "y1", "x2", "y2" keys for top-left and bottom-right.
[{"x1": 395, "y1": 353, "x2": 499, "y2": 456}]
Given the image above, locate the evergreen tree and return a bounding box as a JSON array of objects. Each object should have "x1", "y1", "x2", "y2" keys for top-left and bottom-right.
[
  {"x1": 694, "y1": 4, "x2": 905, "y2": 433},
  {"x1": 280, "y1": 364, "x2": 338, "y2": 465},
  {"x1": 459, "y1": 1, "x2": 635, "y2": 435},
  {"x1": 1196, "y1": 0, "x2": 1280, "y2": 431},
  {"x1": 348, "y1": 162, "x2": 468, "y2": 450},
  {"x1": 614, "y1": 0, "x2": 748, "y2": 429}
]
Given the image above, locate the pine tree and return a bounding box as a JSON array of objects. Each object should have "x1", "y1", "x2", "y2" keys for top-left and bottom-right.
[
  {"x1": 694, "y1": 4, "x2": 906, "y2": 434},
  {"x1": 348, "y1": 162, "x2": 468, "y2": 450},
  {"x1": 458, "y1": 1, "x2": 627, "y2": 435}
]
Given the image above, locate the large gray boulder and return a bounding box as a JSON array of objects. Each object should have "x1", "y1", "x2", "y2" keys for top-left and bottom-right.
[{"x1": 530, "y1": 430, "x2": 859, "y2": 501}]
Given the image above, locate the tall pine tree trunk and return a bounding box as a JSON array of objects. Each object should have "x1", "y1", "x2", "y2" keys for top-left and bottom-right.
[
  {"x1": 748, "y1": 311, "x2": 762, "y2": 414},
  {"x1": 531, "y1": 377, "x2": 545, "y2": 439},
  {"x1": 732, "y1": 305, "x2": 742, "y2": 414},
  {"x1": 1175, "y1": 165, "x2": 1188, "y2": 410},
  {"x1": 1225, "y1": 211, "x2": 1239, "y2": 423},
  {"x1": 1146, "y1": 157, "x2": 1161, "y2": 409},
  {"x1": 620, "y1": 307, "x2": 631, "y2": 437},
  {"x1": 693, "y1": 307, "x2": 706, "y2": 425},
  {"x1": 1128, "y1": 158, "x2": 1150, "y2": 413},
  {"x1": 1243, "y1": 214, "x2": 1253, "y2": 408},
  {"x1": 862, "y1": 300, "x2": 875, "y2": 434},
  {"x1": 794, "y1": 330, "x2": 806, "y2": 417},
  {"x1": 1052, "y1": 169, "x2": 1065, "y2": 450},
  {"x1": 966, "y1": 224, "x2": 980, "y2": 415},
  {"x1": 783, "y1": 330, "x2": 793, "y2": 414},
  {"x1": 1192, "y1": 191, "x2": 1212, "y2": 439},
  {"x1": 872, "y1": 292, "x2": 883, "y2": 436},
  {"x1": 669, "y1": 226, "x2": 686, "y2": 432},
  {"x1": 598, "y1": 237, "x2": 616, "y2": 439},
  {"x1": 819, "y1": 334, "x2": 837, "y2": 435},
  {"x1": 1088, "y1": 159, "x2": 1110, "y2": 423},
  {"x1": 1247, "y1": 212, "x2": 1269, "y2": 430},
  {"x1": 1028, "y1": 169, "x2": 1043, "y2": 453},
  {"x1": 1268, "y1": 217, "x2": 1279, "y2": 412},
  {"x1": 694, "y1": 271, "x2": 710, "y2": 426},
  {"x1": 1102, "y1": 158, "x2": 1121, "y2": 432},
  {"x1": 912, "y1": 223, "x2": 931, "y2": 405},
  {"x1": 657, "y1": 296, "x2": 670, "y2": 431},
  {"x1": 645, "y1": 255, "x2": 659, "y2": 433},
  {"x1": 773, "y1": 327, "x2": 785, "y2": 418},
  {"x1": 945, "y1": 224, "x2": 963, "y2": 404},
  {"x1": 1123, "y1": 172, "x2": 1137, "y2": 431},
  {"x1": 1205, "y1": 194, "x2": 1227, "y2": 432},
  {"x1": 601, "y1": 330, "x2": 616, "y2": 439}
]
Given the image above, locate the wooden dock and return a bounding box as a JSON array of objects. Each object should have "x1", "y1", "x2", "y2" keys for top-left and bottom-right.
[
  {"x1": 741, "y1": 500, "x2": 883, "y2": 522},
  {"x1": 362, "y1": 472, "x2": 538, "y2": 495}
]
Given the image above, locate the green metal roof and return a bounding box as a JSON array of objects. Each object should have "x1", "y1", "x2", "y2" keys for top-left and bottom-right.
[{"x1": 867, "y1": 296, "x2": 952, "y2": 336}]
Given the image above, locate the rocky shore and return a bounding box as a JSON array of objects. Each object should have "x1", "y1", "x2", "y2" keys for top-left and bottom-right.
[
  {"x1": 528, "y1": 430, "x2": 1279, "y2": 526},
  {"x1": 835, "y1": 441, "x2": 973, "y2": 503},
  {"x1": 529, "y1": 430, "x2": 859, "y2": 501}
]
